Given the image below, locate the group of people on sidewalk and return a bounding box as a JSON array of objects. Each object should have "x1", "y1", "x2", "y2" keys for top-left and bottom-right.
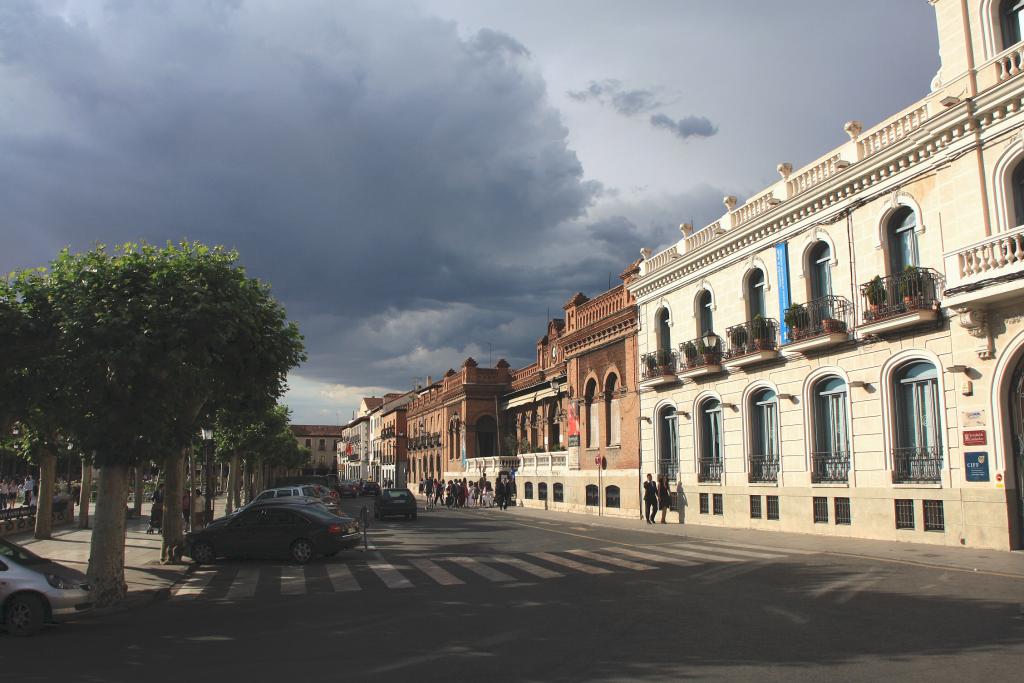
[
  {"x1": 642, "y1": 473, "x2": 673, "y2": 524},
  {"x1": 1, "y1": 476, "x2": 78, "y2": 511},
  {"x1": 420, "y1": 475, "x2": 516, "y2": 510},
  {"x1": 148, "y1": 485, "x2": 209, "y2": 532}
]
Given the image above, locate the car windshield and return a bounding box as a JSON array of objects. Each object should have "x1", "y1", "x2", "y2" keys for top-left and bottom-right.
[
  {"x1": 301, "y1": 486, "x2": 319, "y2": 497},
  {"x1": 0, "y1": 537, "x2": 45, "y2": 564},
  {"x1": 384, "y1": 490, "x2": 410, "y2": 500}
]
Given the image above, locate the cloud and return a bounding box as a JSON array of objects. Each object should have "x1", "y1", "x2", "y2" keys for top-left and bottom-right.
[
  {"x1": 649, "y1": 113, "x2": 719, "y2": 139},
  {"x1": 567, "y1": 79, "x2": 662, "y2": 116}
]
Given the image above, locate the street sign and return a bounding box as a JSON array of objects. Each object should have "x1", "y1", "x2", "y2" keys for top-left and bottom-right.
[
  {"x1": 568, "y1": 435, "x2": 580, "y2": 447},
  {"x1": 965, "y1": 452, "x2": 990, "y2": 482},
  {"x1": 594, "y1": 454, "x2": 601, "y2": 465},
  {"x1": 963, "y1": 430, "x2": 987, "y2": 446},
  {"x1": 962, "y1": 409, "x2": 986, "y2": 427}
]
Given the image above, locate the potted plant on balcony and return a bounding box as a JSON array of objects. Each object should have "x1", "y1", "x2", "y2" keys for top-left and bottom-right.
[
  {"x1": 865, "y1": 275, "x2": 886, "y2": 318},
  {"x1": 784, "y1": 304, "x2": 808, "y2": 340},
  {"x1": 751, "y1": 314, "x2": 771, "y2": 350},
  {"x1": 899, "y1": 265, "x2": 924, "y2": 310},
  {"x1": 729, "y1": 325, "x2": 749, "y2": 355},
  {"x1": 682, "y1": 341, "x2": 698, "y2": 367}
]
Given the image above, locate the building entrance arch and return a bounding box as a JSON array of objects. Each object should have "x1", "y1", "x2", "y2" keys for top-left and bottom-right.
[{"x1": 1010, "y1": 357, "x2": 1024, "y2": 548}]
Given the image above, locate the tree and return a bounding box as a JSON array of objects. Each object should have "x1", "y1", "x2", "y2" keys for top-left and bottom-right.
[{"x1": 28, "y1": 243, "x2": 304, "y2": 607}]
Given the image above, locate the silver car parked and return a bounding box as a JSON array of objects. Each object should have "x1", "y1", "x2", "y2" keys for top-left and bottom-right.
[{"x1": 0, "y1": 536, "x2": 93, "y2": 636}]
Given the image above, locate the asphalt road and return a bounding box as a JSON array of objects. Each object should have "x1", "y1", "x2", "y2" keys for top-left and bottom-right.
[{"x1": 2, "y1": 497, "x2": 1023, "y2": 682}]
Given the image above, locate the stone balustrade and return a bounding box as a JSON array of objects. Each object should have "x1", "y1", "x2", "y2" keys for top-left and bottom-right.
[
  {"x1": 731, "y1": 191, "x2": 777, "y2": 228},
  {"x1": 944, "y1": 225, "x2": 1024, "y2": 289},
  {"x1": 996, "y1": 44, "x2": 1024, "y2": 82},
  {"x1": 787, "y1": 153, "x2": 845, "y2": 197},
  {"x1": 516, "y1": 451, "x2": 569, "y2": 475},
  {"x1": 858, "y1": 104, "x2": 928, "y2": 159}
]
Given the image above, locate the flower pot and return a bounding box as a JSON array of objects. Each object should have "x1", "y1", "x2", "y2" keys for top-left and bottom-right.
[
  {"x1": 822, "y1": 318, "x2": 845, "y2": 334},
  {"x1": 754, "y1": 338, "x2": 769, "y2": 351},
  {"x1": 903, "y1": 295, "x2": 919, "y2": 311},
  {"x1": 702, "y1": 353, "x2": 717, "y2": 366}
]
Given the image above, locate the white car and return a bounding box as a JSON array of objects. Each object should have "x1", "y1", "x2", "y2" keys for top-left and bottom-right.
[
  {"x1": 1, "y1": 536, "x2": 93, "y2": 636},
  {"x1": 252, "y1": 486, "x2": 340, "y2": 512}
]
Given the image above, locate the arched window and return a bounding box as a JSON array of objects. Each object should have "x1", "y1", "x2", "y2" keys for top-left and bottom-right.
[
  {"x1": 809, "y1": 241, "x2": 832, "y2": 300},
  {"x1": 657, "y1": 405, "x2": 678, "y2": 479},
  {"x1": 538, "y1": 482, "x2": 547, "y2": 500},
  {"x1": 585, "y1": 379, "x2": 599, "y2": 448},
  {"x1": 548, "y1": 401, "x2": 561, "y2": 450},
  {"x1": 656, "y1": 307, "x2": 671, "y2": 352},
  {"x1": 1003, "y1": 0, "x2": 1024, "y2": 48},
  {"x1": 749, "y1": 389, "x2": 779, "y2": 482},
  {"x1": 475, "y1": 415, "x2": 497, "y2": 458},
  {"x1": 605, "y1": 485, "x2": 620, "y2": 509},
  {"x1": 698, "y1": 398, "x2": 723, "y2": 482},
  {"x1": 812, "y1": 376, "x2": 850, "y2": 483},
  {"x1": 605, "y1": 374, "x2": 621, "y2": 446},
  {"x1": 585, "y1": 484, "x2": 599, "y2": 506},
  {"x1": 524, "y1": 482, "x2": 534, "y2": 499},
  {"x1": 747, "y1": 269, "x2": 766, "y2": 319},
  {"x1": 887, "y1": 207, "x2": 919, "y2": 274},
  {"x1": 893, "y1": 361, "x2": 943, "y2": 483},
  {"x1": 1012, "y1": 160, "x2": 1024, "y2": 228},
  {"x1": 553, "y1": 482, "x2": 564, "y2": 502},
  {"x1": 697, "y1": 290, "x2": 714, "y2": 335}
]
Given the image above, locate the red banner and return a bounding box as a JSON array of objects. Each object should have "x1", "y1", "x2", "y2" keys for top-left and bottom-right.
[{"x1": 567, "y1": 401, "x2": 579, "y2": 437}]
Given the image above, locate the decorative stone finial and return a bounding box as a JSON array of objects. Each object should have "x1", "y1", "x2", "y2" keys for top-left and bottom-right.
[
  {"x1": 777, "y1": 162, "x2": 793, "y2": 179},
  {"x1": 679, "y1": 223, "x2": 693, "y2": 237},
  {"x1": 844, "y1": 120, "x2": 862, "y2": 141},
  {"x1": 640, "y1": 247, "x2": 652, "y2": 259},
  {"x1": 723, "y1": 196, "x2": 737, "y2": 211}
]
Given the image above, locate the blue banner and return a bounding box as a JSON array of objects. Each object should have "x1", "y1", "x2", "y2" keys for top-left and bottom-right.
[
  {"x1": 460, "y1": 425, "x2": 467, "y2": 467},
  {"x1": 775, "y1": 242, "x2": 792, "y2": 344}
]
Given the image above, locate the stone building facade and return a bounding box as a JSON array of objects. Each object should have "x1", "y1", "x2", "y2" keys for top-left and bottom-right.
[
  {"x1": 338, "y1": 415, "x2": 370, "y2": 480},
  {"x1": 375, "y1": 392, "x2": 415, "y2": 487},
  {"x1": 513, "y1": 263, "x2": 642, "y2": 518},
  {"x1": 290, "y1": 424, "x2": 342, "y2": 474},
  {"x1": 627, "y1": 0, "x2": 1024, "y2": 550}
]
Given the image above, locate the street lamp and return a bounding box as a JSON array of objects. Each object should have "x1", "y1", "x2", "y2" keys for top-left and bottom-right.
[{"x1": 702, "y1": 330, "x2": 720, "y2": 351}]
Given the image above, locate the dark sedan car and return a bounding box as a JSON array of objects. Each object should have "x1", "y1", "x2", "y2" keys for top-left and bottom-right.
[
  {"x1": 337, "y1": 480, "x2": 360, "y2": 498},
  {"x1": 185, "y1": 503, "x2": 360, "y2": 564},
  {"x1": 360, "y1": 481, "x2": 381, "y2": 497},
  {"x1": 374, "y1": 488, "x2": 418, "y2": 520}
]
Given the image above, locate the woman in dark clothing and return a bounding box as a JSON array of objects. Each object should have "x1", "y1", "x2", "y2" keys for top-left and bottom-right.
[{"x1": 657, "y1": 475, "x2": 672, "y2": 524}]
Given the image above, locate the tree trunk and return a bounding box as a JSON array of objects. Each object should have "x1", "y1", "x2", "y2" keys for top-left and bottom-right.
[
  {"x1": 78, "y1": 462, "x2": 93, "y2": 528},
  {"x1": 132, "y1": 465, "x2": 144, "y2": 516},
  {"x1": 86, "y1": 464, "x2": 130, "y2": 607},
  {"x1": 34, "y1": 448, "x2": 56, "y2": 540},
  {"x1": 160, "y1": 448, "x2": 186, "y2": 564},
  {"x1": 240, "y1": 457, "x2": 250, "y2": 504},
  {"x1": 226, "y1": 451, "x2": 240, "y2": 514}
]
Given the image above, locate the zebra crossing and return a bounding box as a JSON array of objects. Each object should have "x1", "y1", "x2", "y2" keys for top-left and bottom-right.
[{"x1": 170, "y1": 538, "x2": 811, "y2": 601}]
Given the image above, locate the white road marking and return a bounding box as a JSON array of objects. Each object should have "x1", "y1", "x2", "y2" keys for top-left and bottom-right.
[
  {"x1": 490, "y1": 555, "x2": 564, "y2": 579},
  {"x1": 654, "y1": 546, "x2": 743, "y2": 563},
  {"x1": 280, "y1": 565, "x2": 306, "y2": 595},
  {"x1": 528, "y1": 552, "x2": 612, "y2": 575},
  {"x1": 326, "y1": 563, "x2": 361, "y2": 592},
  {"x1": 696, "y1": 539, "x2": 817, "y2": 555},
  {"x1": 449, "y1": 556, "x2": 515, "y2": 582},
  {"x1": 410, "y1": 559, "x2": 465, "y2": 586},
  {"x1": 567, "y1": 549, "x2": 656, "y2": 571},
  {"x1": 670, "y1": 542, "x2": 782, "y2": 560},
  {"x1": 603, "y1": 546, "x2": 698, "y2": 567},
  {"x1": 173, "y1": 569, "x2": 216, "y2": 597},
  {"x1": 223, "y1": 566, "x2": 260, "y2": 600},
  {"x1": 368, "y1": 559, "x2": 413, "y2": 589}
]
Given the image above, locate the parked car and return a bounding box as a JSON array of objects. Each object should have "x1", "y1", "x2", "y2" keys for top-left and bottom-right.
[
  {"x1": 0, "y1": 537, "x2": 93, "y2": 637},
  {"x1": 337, "y1": 480, "x2": 360, "y2": 498},
  {"x1": 252, "y1": 486, "x2": 340, "y2": 513},
  {"x1": 360, "y1": 481, "x2": 381, "y2": 497},
  {"x1": 374, "y1": 488, "x2": 418, "y2": 520},
  {"x1": 185, "y1": 502, "x2": 361, "y2": 564},
  {"x1": 234, "y1": 495, "x2": 331, "y2": 516}
]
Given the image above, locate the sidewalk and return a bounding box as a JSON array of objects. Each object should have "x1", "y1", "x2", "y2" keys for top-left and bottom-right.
[
  {"x1": 417, "y1": 495, "x2": 1024, "y2": 579},
  {"x1": 9, "y1": 502, "x2": 191, "y2": 609}
]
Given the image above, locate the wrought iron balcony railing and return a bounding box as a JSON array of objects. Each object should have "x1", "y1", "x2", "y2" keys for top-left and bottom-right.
[
  {"x1": 784, "y1": 295, "x2": 852, "y2": 343},
  {"x1": 679, "y1": 335, "x2": 723, "y2": 369},
  {"x1": 811, "y1": 450, "x2": 850, "y2": 483},
  {"x1": 892, "y1": 446, "x2": 942, "y2": 483},
  {"x1": 697, "y1": 458, "x2": 722, "y2": 482},
  {"x1": 725, "y1": 317, "x2": 779, "y2": 358},
  {"x1": 641, "y1": 349, "x2": 677, "y2": 380},
  {"x1": 747, "y1": 454, "x2": 779, "y2": 483},
  {"x1": 860, "y1": 267, "x2": 942, "y2": 323}
]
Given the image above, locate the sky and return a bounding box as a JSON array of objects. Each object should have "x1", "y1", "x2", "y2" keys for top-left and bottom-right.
[{"x1": 0, "y1": 0, "x2": 940, "y2": 424}]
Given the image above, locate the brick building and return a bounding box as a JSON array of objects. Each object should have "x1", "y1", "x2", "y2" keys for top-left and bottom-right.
[{"x1": 290, "y1": 424, "x2": 343, "y2": 474}]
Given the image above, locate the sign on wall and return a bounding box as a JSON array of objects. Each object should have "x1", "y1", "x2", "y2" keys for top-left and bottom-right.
[
  {"x1": 963, "y1": 430, "x2": 987, "y2": 446},
  {"x1": 964, "y1": 452, "x2": 990, "y2": 482},
  {"x1": 962, "y1": 409, "x2": 987, "y2": 427}
]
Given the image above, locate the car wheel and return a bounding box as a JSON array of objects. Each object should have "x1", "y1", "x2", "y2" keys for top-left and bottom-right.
[
  {"x1": 5, "y1": 594, "x2": 46, "y2": 637},
  {"x1": 291, "y1": 539, "x2": 314, "y2": 564},
  {"x1": 191, "y1": 541, "x2": 215, "y2": 565}
]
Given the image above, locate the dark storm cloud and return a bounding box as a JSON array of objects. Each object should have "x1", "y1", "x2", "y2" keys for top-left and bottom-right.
[
  {"x1": 0, "y1": 0, "x2": 640, "y2": 397},
  {"x1": 649, "y1": 113, "x2": 718, "y2": 140},
  {"x1": 567, "y1": 79, "x2": 662, "y2": 116}
]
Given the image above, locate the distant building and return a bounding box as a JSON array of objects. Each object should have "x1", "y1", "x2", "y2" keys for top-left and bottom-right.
[{"x1": 290, "y1": 424, "x2": 343, "y2": 474}]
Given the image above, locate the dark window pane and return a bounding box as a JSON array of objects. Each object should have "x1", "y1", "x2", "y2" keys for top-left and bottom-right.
[
  {"x1": 895, "y1": 499, "x2": 915, "y2": 529},
  {"x1": 813, "y1": 496, "x2": 829, "y2": 524},
  {"x1": 923, "y1": 500, "x2": 945, "y2": 532}
]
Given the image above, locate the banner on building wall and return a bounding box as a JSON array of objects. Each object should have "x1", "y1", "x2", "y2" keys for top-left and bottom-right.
[
  {"x1": 460, "y1": 425, "x2": 467, "y2": 467},
  {"x1": 775, "y1": 242, "x2": 792, "y2": 344},
  {"x1": 567, "y1": 401, "x2": 579, "y2": 437}
]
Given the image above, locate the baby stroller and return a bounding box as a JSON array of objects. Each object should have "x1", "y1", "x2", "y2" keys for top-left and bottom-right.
[{"x1": 147, "y1": 500, "x2": 163, "y2": 535}]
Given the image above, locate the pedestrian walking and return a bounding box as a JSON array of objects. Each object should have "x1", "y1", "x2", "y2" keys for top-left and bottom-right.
[
  {"x1": 657, "y1": 475, "x2": 671, "y2": 524},
  {"x1": 643, "y1": 473, "x2": 658, "y2": 524},
  {"x1": 496, "y1": 476, "x2": 509, "y2": 510}
]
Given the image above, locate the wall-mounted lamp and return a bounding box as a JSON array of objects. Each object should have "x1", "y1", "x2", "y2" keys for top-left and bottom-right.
[
  {"x1": 849, "y1": 380, "x2": 870, "y2": 389},
  {"x1": 777, "y1": 393, "x2": 795, "y2": 401},
  {"x1": 721, "y1": 402, "x2": 737, "y2": 410},
  {"x1": 945, "y1": 365, "x2": 968, "y2": 374},
  {"x1": 639, "y1": 416, "x2": 652, "y2": 424},
  {"x1": 940, "y1": 95, "x2": 960, "y2": 107}
]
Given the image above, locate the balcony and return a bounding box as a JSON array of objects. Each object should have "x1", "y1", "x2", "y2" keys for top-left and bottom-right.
[
  {"x1": 641, "y1": 349, "x2": 678, "y2": 386},
  {"x1": 678, "y1": 335, "x2": 723, "y2": 379},
  {"x1": 943, "y1": 225, "x2": 1024, "y2": 309},
  {"x1": 782, "y1": 296, "x2": 852, "y2": 354},
  {"x1": 747, "y1": 454, "x2": 779, "y2": 483},
  {"x1": 811, "y1": 451, "x2": 850, "y2": 483},
  {"x1": 697, "y1": 458, "x2": 722, "y2": 483},
  {"x1": 859, "y1": 267, "x2": 942, "y2": 335},
  {"x1": 892, "y1": 446, "x2": 942, "y2": 484},
  {"x1": 723, "y1": 317, "x2": 780, "y2": 368}
]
